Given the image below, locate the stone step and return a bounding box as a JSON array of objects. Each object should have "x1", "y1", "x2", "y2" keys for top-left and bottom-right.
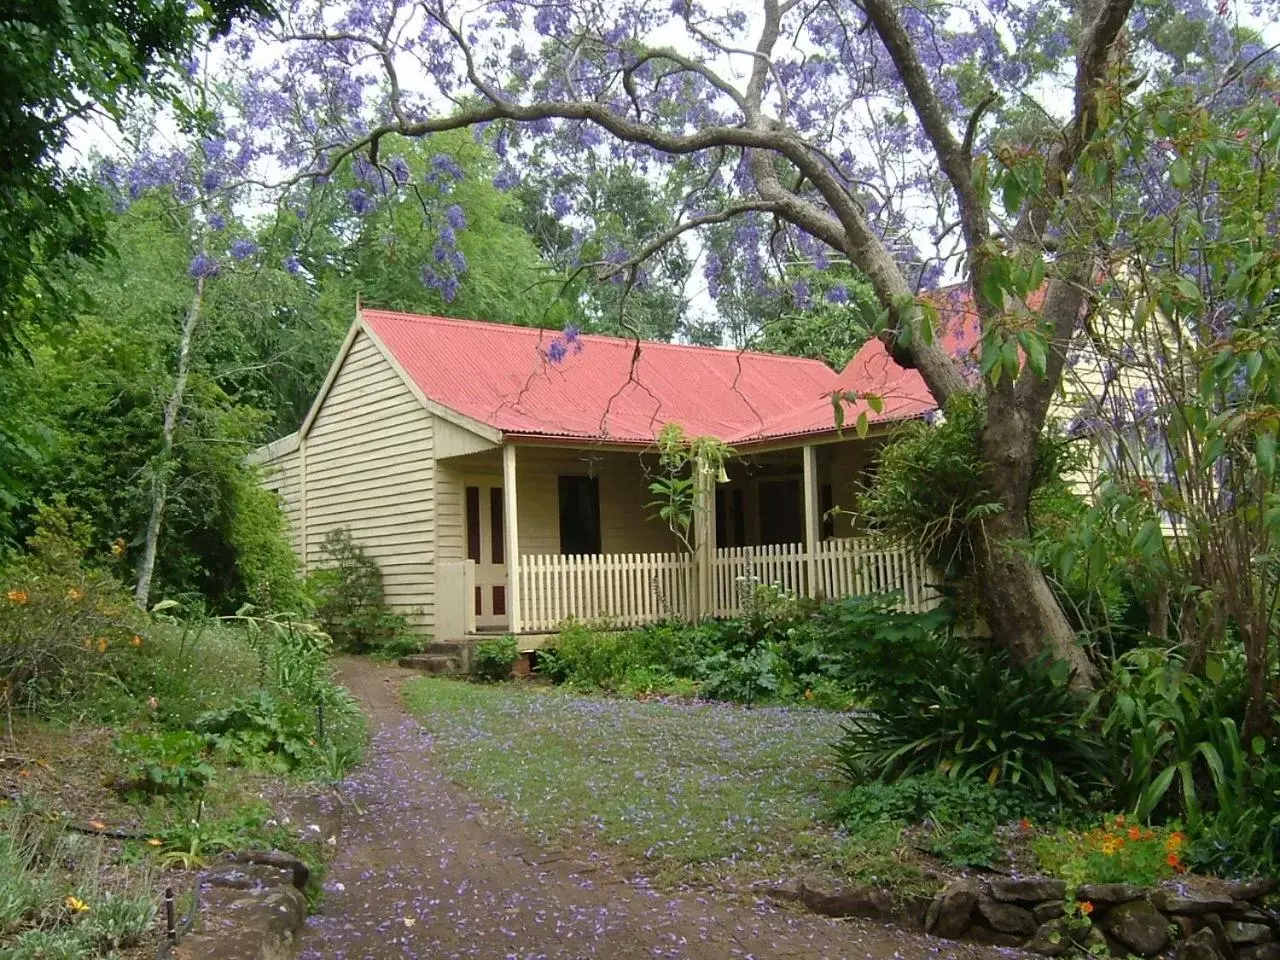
[
  {"x1": 422, "y1": 640, "x2": 467, "y2": 657},
  {"x1": 398, "y1": 654, "x2": 464, "y2": 675}
]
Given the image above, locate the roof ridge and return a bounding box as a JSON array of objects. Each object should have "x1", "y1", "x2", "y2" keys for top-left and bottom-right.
[{"x1": 359, "y1": 308, "x2": 838, "y2": 373}]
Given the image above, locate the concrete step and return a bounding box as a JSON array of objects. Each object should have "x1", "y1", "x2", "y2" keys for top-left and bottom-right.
[{"x1": 398, "y1": 654, "x2": 464, "y2": 675}]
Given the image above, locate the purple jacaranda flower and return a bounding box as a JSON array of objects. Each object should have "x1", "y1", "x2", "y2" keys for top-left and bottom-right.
[
  {"x1": 230, "y1": 238, "x2": 257, "y2": 261},
  {"x1": 189, "y1": 252, "x2": 220, "y2": 278},
  {"x1": 445, "y1": 204, "x2": 467, "y2": 230},
  {"x1": 347, "y1": 189, "x2": 373, "y2": 214},
  {"x1": 208, "y1": 213, "x2": 226, "y2": 231},
  {"x1": 550, "y1": 193, "x2": 571, "y2": 217},
  {"x1": 547, "y1": 338, "x2": 568, "y2": 363},
  {"x1": 826, "y1": 284, "x2": 849, "y2": 304},
  {"x1": 283, "y1": 255, "x2": 302, "y2": 274}
]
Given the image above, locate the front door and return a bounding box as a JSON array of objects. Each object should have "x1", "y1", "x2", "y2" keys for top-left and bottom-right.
[{"x1": 465, "y1": 480, "x2": 507, "y2": 630}]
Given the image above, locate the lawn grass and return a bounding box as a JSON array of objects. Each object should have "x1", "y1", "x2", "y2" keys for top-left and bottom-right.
[{"x1": 402, "y1": 678, "x2": 932, "y2": 892}]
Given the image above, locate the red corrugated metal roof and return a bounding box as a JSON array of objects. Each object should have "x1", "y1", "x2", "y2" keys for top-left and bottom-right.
[{"x1": 360, "y1": 300, "x2": 980, "y2": 445}]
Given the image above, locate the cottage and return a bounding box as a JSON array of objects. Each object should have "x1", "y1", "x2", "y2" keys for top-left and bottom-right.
[{"x1": 249, "y1": 307, "x2": 954, "y2": 641}]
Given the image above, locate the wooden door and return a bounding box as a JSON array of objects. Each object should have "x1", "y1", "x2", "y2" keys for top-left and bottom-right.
[{"x1": 465, "y1": 481, "x2": 508, "y2": 630}]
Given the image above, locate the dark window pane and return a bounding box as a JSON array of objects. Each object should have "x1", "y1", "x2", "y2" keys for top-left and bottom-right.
[
  {"x1": 758, "y1": 478, "x2": 803, "y2": 544},
  {"x1": 732, "y1": 489, "x2": 746, "y2": 545},
  {"x1": 558, "y1": 475, "x2": 601, "y2": 555},
  {"x1": 490, "y1": 488, "x2": 505, "y2": 564},
  {"x1": 820, "y1": 483, "x2": 834, "y2": 540},
  {"x1": 465, "y1": 486, "x2": 481, "y2": 561}
]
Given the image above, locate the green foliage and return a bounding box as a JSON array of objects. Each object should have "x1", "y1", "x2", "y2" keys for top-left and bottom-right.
[
  {"x1": 194, "y1": 690, "x2": 319, "y2": 773},
  {"x1": 0, "y1": 811, "x2": 155, "y2": 954},
  {"x1": 645, "y1": 423, "x2": 733, "y2": 550},
  {"x1": 0, "y1": 502, "x2": 150, "y2": 717},
  {"x1": 308, "y1": 528, "x2": 407, "y2": 653},
  {"x1": 1095, "y1": 646, "x2": 1279, "y2": 874},
  {"x1": 832, "y1": 772, "x2": 1056, "y2": 869},
  {"x1": 539, "y1": 595, "x2": 954, "y2": 709},
  {"x1": 835, "y1": 641, "x2": 1107, "y2": 803},
  {"x1": 472, "y1": 634, "x2": 519, "y2": 681},
  {"x1": 226, "y1": 476, "x2": 308, "y2": 614},
  {"x1": 0, "y1": 0, "x2": 266, "y2": 354},
  {"x1": 857, "y1": 394, "x2": 998, "y2": 572},
  {"x1": 1033, "y1": 817, "x2": 1187, "y2": 889},
  {"x1": 112, "y1": 730, "x2": 215, "y2": 796}
]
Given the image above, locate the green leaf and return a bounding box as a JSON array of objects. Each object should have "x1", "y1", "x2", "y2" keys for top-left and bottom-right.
[
  {"x1": 1257, "y1": 431, "x2": 1276, "y2": 477},
  {"x1": 1170, "y1": 156, "x2": 1191, "y2": 189},
  {"x1": 855, "y1": 411, "x2": 869, "y2": 440}
]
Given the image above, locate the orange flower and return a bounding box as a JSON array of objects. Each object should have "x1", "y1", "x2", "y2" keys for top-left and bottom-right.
[
  {"x1": 1079, "y1": 901, "x2": 1095, "y2": 915},
  {"x1": 1019, "y1": 818, "x2": 1033, "y2": 831},
  {"x1": 1114, "y1": 813, "x2": 1126, "y2": 827},
  {"x1": 1165, "y1": 832, "x2": 1184, "y2": 852},
  {"x1": 1166, "y1": 853, "x2": 1181, "y2": 868},
  {"x1": 5, "y1": 589, "x2": 28, "y2": 605},
  {"x1": 1128, "y1": 826, "x2": 1141, "y2": 841}
]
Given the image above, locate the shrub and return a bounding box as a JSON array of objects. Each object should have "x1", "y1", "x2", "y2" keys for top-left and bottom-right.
[
  {"x1": 307, "y1": 528, "x2": 407, "y2": 653},
  {"x1": 834, "y1": 640, "x2": 1107, "y2": 803},
  {"x1": 473, "y1": 634, "x2": 518, "y2": 681},
  {"x1": 194, "y1": 689, "x2": 319, "y2": 773},
  {"x1": 112, "y1": 730, "x2": 216, "y2": 796},
  {"x1": 0, "y1": 503, "x2": 150, "y2": 718},
  {"x1": 831, "y1": 772, "x2": 1048, "y2": 869},
  {"x1": 226, "y1": 475, "x2": 308, "y2": 615}
]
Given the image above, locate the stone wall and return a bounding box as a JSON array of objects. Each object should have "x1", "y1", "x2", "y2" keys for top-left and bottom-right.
[{"x1": 925, "y1": 875, "x2": 1278, "y2": 959}]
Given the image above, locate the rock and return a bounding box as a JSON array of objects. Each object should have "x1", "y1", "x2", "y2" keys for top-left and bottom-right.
[
  {"x1": 989, "y1": 877, "x2": 1067, "y2": 904},
  {"x1": 1229, "y1": 903, "x2": 1277, "y2": 926},
  {"x1": 1034, "y1": 900, "x2": 1066, "y2": 923},
  {"x1": 976, "y1": 898, "x2": 1038, "y2": 936},
  {"x1": 203, "y1": 863, "x2": 296, "y2": 892},
  {"x1": 797, "y1": 879, "x2": 893, "y2": 919},
  {"x1": 1078, "y1": 882, "x2": 1148, "y2": 906},
  {"x1": 1154, "y1": 887, "x2": 1237, "y2": 915},
  {"x1": 228, "y1": 850, "x2": 311, "y2": 891},
  {"x1": 966, "y1": 924, "x2": 1028, "y2": 948},
  {"x1": 926, "y1": 877, "x2": 980, "y2": 939},
  {"x1": 1179, "y1": 927, "x2": 1229, "y2": 960},
  {"x1": 173, "y1": 885, "x2": 307, "y2": 960},
  {"x1": 1100, "y1": 898, "x2": 1172, "y2": 957},
  {"x1": 1238, "y1": 945, "x2": 1280, "y2": 960},
  {"x1": 1229, "y1": 879, "x2": 1278, "y2": 903},
  {"x1": 1025, "y1": 919, "x2": 1072, "y2": 956},
  {"x1": 1226, "y1": 922, "x2": 1273, "y2": 945}
]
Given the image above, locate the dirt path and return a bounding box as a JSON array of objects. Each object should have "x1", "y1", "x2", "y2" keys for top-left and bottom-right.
[{"x1": 299, "y1": 657, "x2": 1016, "y2": 959}]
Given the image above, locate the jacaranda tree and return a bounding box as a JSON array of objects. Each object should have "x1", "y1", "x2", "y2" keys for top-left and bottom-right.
[{"x1": 200, "y1": 0, "x2": 1277, "y2": 683}]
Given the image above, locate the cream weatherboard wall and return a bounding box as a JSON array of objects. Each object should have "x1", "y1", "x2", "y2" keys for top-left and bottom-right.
[{"x1": 255, "y1": 329, "x2": 439, "y2": 632}]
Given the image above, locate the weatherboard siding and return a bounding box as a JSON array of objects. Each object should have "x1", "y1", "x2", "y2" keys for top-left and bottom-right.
[
  {"x1": 256, "y1": 445, "x2": 303, "y2": 555},
  {"x1": 303, "y1": 330, "x2": 435, "y2": 631}
]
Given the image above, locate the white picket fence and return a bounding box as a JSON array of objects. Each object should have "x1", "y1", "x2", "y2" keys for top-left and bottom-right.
[
  {"x1": 516, "y1": 538, "x2": 939, "y2": 632},
  {"x1": 516, "y1": 550, "x2": 697, "y2": 633}
]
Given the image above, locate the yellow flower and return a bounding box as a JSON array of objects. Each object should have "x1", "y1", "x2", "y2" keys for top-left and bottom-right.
[
  {"x1": 5, "y1": 589, "x2": 28, "y2": 605},
  {"x1": 111, "y1": 538, "x2": 126, "y2": 558},
  {"x1": 97, "y1": 637, "x2": 109, "y2": 653},
  {"x1": 1100, "y1": 838, "x2": 1120, "y2": 856},
  {"x1": 1166, "y1": 832, "x2": 1184, "y2": 852},
  {"x1": 66, "y1": 588, "x2": 83, "y2": 601},
  {"x1": 147, "y1": 838, "x2": 163, "y2": 847},
  {"x1": 803, "y1": 689, "x2": 814, "y2": 700},
  {"x1": 130, "y1": 635, "x2": 143, "y2": 647},
  {"x1": 65, "y1": 896, "x2": 90, "y2": 913}
]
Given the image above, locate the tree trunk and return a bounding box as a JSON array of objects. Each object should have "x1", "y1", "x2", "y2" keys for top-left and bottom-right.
[
  {"x1": 975, "y1": 388, "x2": 1100, "y2": 688},
  {"x1": 134, "y1": 277, "x2": 204, "y2": 610}
]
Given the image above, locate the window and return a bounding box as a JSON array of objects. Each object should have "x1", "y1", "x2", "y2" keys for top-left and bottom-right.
[
  {"x1": 558, "y1": 475, "x2": 601, "y2": 555},
  {"x1": 757, "y1": 478, "x2": 803, "y2": 544}
]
